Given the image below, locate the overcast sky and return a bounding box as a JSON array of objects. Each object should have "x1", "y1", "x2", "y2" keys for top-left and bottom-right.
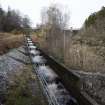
[{"x1": 1, "y1": 0, "x2": 105, "y2": 29}]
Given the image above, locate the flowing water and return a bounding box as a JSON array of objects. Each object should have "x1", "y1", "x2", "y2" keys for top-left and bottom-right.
[{"x1": 27, "y1": 37, "x2": 79, "y2": 105}]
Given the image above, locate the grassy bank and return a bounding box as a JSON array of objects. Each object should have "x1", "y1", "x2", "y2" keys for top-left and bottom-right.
[
  {"x1": 0, "y1": 33, "x2": 23, "y2": 55},
  {"x1": 5, "y1": 65, "x2": 47, "y2": 105}
]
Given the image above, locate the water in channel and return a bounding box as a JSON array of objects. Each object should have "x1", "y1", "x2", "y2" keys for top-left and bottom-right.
[{"x1": 27, "y1": 37, "x2": 79, "y2": 105}]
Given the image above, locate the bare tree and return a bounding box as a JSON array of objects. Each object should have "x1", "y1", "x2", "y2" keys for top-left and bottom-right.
[
  {"x1": 22, "y1": 15, "x2": 30, "y2": 28},
  {"x1": 41, "y1": 4, "x2": 69, "y2": 30},
  {"x1": 41, "y1": 4, "x2": 70, "y2": 58}
]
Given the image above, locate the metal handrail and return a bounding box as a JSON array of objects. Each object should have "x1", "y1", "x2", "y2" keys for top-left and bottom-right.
[{"x1": 25, "y1": 36, "x2": 60, "y2": 105}]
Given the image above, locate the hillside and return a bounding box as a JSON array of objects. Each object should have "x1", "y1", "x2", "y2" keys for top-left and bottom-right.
[
  {"x1": 74, "y1": 6, "x2": 105, "y2": 47},
  {"x1": 68, "y1": 6, "x2": 105, "y2": 72}
]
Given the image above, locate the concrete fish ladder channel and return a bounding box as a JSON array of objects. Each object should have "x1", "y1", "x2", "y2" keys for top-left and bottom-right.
[{"x1": 25, "y1": 36, "x2": 92, "y2": 105}]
